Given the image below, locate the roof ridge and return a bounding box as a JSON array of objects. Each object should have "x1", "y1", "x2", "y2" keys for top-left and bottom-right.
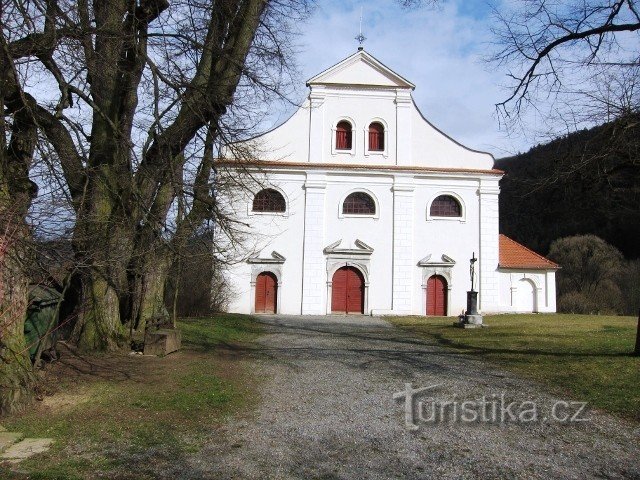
[{"x1": 499, "y1": 234, "x2": 559, "y2": 268}]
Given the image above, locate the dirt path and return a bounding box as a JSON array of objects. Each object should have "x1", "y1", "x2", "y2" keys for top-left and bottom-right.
[{"x1": 193, "y1": 315, "x2": 639, "y2": 479}]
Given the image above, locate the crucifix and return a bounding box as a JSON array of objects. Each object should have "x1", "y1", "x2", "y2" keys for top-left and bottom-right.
[{"x1": 469, "y1": 252, "x2": 477, "y2": 292}]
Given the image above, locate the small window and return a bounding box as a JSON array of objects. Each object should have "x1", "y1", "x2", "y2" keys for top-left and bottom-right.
[
  {"x1": 343, "y1": 192, "x2": 376, "y2": 215},
  {"x1": 252, "y1": 188, "x2": 286, "y2": 213},
  {"x1": 430, "y1": 195, "x2": 461, "y2": 217},
  {"x1": 336, "y1": 121, "x2": 353, "y2": 150},
  {"x1": 368, "y1": 122, "x2": 384, "y2": 151}
]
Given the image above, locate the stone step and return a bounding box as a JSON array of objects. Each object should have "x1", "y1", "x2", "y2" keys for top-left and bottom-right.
[
  {"x1": 0, "y1": 432, "x2": 24, "y2": 453},
  {"x1": 0, "y1": 438, "x2": 54, "y2": 463}
]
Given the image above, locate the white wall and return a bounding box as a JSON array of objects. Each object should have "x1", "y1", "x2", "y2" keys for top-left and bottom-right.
[
  {"x1": 224, "y1": 167, "x2": 507, "y2": 316},
  {"x1": 498, "y1": 269, "x2": 557, "y2": 313}
]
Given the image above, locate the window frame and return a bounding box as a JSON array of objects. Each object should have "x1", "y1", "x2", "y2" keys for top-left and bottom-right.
[
  {"x1": 426, "y1": 193, "x2": 465, "y2": 222},
  {"x1": 339, "y1": 189, "x2": 379, "y2": 219},
  {"x1": 249, "y1": 187, "x2": 289, "y2": 216},
  {"x1": 364, "y1": 118, "x2": 388, "y2": 157},
  {"x1": 331, "y1": 118, "x2": 356, "y2": 156}
]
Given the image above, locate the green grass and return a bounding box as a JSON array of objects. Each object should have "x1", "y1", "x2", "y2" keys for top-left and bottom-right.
[
  {"x1": 0, "y1": 314, "x2": 262, "y2": 480},
  {"x1": 390, "y1": 314, "x2": 639, "y2": 421}
]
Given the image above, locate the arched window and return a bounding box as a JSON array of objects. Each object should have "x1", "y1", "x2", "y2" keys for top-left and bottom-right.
[
  {"x1": 342, "y1": 192, "x2": 376, "y2": 215},
  {"x1": 252, "y1": 188, "x2": 286, "y2": 213},
  {"x1": 430, "y1": 195, "x2": 462, "y2": 217},
  {"x1": 368, "y1": 122, "x2": 384, "y2": 151},
  {"x1": 336, "y1": 121, "x2": 353, "y2": 150}
]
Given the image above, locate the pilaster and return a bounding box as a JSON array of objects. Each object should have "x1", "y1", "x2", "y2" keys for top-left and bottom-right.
[
  {"x1": 392, "y1": 177, "x2": 415, "y2": 313},
  {"x1": 395, "y1": 91, "x2": 413, "y2": 166},
  {"x1": 301, "y1": 174, "x2": 327, "y2": 314},
  {"x1": 478, "y1": 178, "x2": 500, "y2": 312}
]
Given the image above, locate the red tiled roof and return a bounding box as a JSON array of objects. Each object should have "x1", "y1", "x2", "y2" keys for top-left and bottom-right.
[{"x1": 499, "y1": 234, "x2": 559, "y2": 270}]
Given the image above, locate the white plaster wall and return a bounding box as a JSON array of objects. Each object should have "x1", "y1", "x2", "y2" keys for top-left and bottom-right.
[
  {"x1": 224, "y1": 172, "x2": 306, "y2": 314},
  {"x1": 478, "y1": 177, "x2": 501, "y2": 313},
  {"x1": 412, "y1": 176, "x2": 484, "y2": 315},
  {"x1": 223, "y1": 167, "x2": 509, "y2": 316},
  {"x1": 231, "y1": 89, "x2": 494, "y2": 171},
  {"x1": 498, "y1": 269, "x2": 557, "y2": 313},
  {"x1": 322, "y1": 173, "x2": 395, "y2": 313}
]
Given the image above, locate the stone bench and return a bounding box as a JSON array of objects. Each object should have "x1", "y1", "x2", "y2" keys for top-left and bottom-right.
[{"x1": 143, "y1": 328, "x2": 181, "y2": 357}]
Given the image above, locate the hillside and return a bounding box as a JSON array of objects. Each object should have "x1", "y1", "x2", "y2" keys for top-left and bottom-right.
[{"x1": 495, "y1": 115, "x2": 640, "y2": 259}]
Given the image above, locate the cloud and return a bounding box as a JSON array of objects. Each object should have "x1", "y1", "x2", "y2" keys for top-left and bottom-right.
[{"x1": 283, "y1": 0, "x2": 535, "y2": 157}]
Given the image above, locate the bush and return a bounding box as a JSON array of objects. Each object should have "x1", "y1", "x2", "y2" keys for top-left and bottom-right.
[{"x1": 549, "y1": 235, "x2": 627, "y2": 314}]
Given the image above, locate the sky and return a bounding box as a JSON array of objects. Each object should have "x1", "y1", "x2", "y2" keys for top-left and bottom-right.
[{"x1": 274, "y1": 0, "x2": 536, "y2": 158}]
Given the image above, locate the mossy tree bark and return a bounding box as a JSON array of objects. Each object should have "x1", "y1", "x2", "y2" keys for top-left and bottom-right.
[
  {"x1": 4, "y1": 0, "x2": 270, "y2": 354},
  {"x1": 0, "y1": 31, "x2": 38, "y2": 413}
]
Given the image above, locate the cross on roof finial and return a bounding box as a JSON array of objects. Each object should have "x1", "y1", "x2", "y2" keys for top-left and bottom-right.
[{"x1": 355, "y1": 7, "x2": 366, "y2": 49}]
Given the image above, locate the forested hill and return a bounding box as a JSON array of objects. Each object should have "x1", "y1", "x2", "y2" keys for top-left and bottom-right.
[{"x1": 495, "y1": 114, "x2": 640, "y2": 259}]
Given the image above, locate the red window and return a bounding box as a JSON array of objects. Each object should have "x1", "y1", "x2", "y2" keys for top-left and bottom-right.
[
  {"x1": 368, "y1": 122, "x2": 384, "y2": 151},
  {"x1": 430, "y1": 195, "x2": 461, "y2": 217},
  {"x1": 252, "y1": 189, "x2": 286, "y2": 213},
  {"x1": 342, "y1": 192, "x2": 376, "y2": 215},
  {"x1": 336, "y1": 121, "x2": 352, "y2": 150}
]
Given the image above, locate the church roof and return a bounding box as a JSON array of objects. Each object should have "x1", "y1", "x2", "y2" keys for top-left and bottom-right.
[
  {"x1": 306, "y1": 49, "x2": 415, "y2": 89},
  {"x1": 499, "y1": 235, "x2": 559, "y2": 270}
]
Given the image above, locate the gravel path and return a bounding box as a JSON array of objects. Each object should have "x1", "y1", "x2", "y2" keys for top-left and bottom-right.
[{"x1": 193, "y1": 315, "x2": 639, "y2": 480}]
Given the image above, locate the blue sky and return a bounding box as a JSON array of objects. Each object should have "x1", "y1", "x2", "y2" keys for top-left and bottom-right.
[{"x1": 276, "y1": 0, "x2": 538, "y2": 157}]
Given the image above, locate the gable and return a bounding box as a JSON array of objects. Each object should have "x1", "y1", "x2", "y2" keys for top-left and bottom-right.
[{"x1": 307, "y1": 50, "x2": 415, "y2": 89}]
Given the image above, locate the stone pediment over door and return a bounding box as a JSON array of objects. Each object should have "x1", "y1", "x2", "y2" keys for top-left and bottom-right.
[
  {"x1": 418, "y1": 253, "x2": 456, "y2": 285},
  {"x1": 247, "y1": 251, "x2": 286, "y2": 264},
  {"x1": 323, "y1": 239, "x2": 374, "y2": 256},
  {"x1": 324, "y1": 239, "x2": 373, "y2": 280},
  {"x1": 417, "y1": 254, "x2": 456, "y2": 268},
  {"x1": 247, "y1": 251, "x2": 286, "y2": 286}
]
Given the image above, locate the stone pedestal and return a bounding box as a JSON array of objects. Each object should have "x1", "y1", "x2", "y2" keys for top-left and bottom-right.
[{"x1": 453, "y1": 290, "x2": 485, "y2": 328}]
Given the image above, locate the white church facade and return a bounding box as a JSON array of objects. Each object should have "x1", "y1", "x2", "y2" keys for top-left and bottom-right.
[{"x1": 219, "y1": 49, "x2": 558, "y2": 316}]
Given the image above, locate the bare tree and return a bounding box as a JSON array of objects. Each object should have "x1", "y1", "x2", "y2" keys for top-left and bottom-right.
[
  {"x1": 1, "y1": 0, "x2": 311, "y2": 413},
  {"x1": 492, "y1": 0, "x2": 639, "y2": 124}
]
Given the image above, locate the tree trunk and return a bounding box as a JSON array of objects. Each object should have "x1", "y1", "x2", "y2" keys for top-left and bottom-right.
[
  {"x1": 72, "y1": 272, "x2": 125, "y2": 351},
  {"x1": 135, "y1": 252, "x2": 171, "y2": 332},
  {"x1": 0, "y1": 224, "x2": 35, "y2": 415}
]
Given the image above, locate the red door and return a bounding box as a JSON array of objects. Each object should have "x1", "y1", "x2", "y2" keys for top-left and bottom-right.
[
  {"x1": 332, "y1": 266, "x2": 364, "y2": 314},
  {"x1": 426, "y1": 275, "x2": 447, "y2": 316},
  {"x1": 255, "y1": 272, "x2": 277, "y2": 313}
]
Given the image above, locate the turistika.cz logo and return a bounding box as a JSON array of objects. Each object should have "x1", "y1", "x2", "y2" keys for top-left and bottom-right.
[{"x1": 393, "y1": 383, "x2": 590, "y2": 430}]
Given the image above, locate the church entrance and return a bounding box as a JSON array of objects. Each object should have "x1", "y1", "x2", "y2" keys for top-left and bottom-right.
[
  {"x1": 255, "y1": 272, "x2": 278, "y2": 313},
  {"x1": 331, "y1": 266, "x2": 364, "y2": 314},
  {"x1": 426, "y1": 275, "x2": 447, "y2": 316}
]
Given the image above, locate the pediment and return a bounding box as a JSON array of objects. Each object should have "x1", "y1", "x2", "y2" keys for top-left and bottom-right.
[
  {"x1": 418, "y1": 254, "x2": 456, "y2": 267},
  {"x1": 247, "y1": 250, "x2": 286, "y2": 264},
  {"x1": 324, "y1": 239, "x2": 374, "y2": 255},
  {"x1": 307, "y1": 50, "x2": 415, "y2": 89}
]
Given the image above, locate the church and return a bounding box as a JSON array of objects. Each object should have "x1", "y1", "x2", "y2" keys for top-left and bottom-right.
[{"x1": 218, "y1": 49, "x2": 558, "y2": 316}]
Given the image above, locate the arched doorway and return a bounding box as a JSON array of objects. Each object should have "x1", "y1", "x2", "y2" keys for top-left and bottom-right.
[
  {"x1": 331, "y1": 266, "x2": 364, "y2": 314},
  {"x1": 426, "y1": 275, "x2": 448, "y2": 316},
  {"x1": 515, "y1": 278, "x2": 537, "y2": 312},
  {"x1": 255, "y1": 272, "x2": 278, "y2": 314}
]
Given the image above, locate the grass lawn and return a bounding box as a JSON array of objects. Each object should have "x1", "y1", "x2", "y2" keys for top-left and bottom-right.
[
  {"x1": 0, "y1": 314, "x2": 262, "y2": 480},
  {"x1": 390, "y1": 314, "x2": 639, "y2": 422}
]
